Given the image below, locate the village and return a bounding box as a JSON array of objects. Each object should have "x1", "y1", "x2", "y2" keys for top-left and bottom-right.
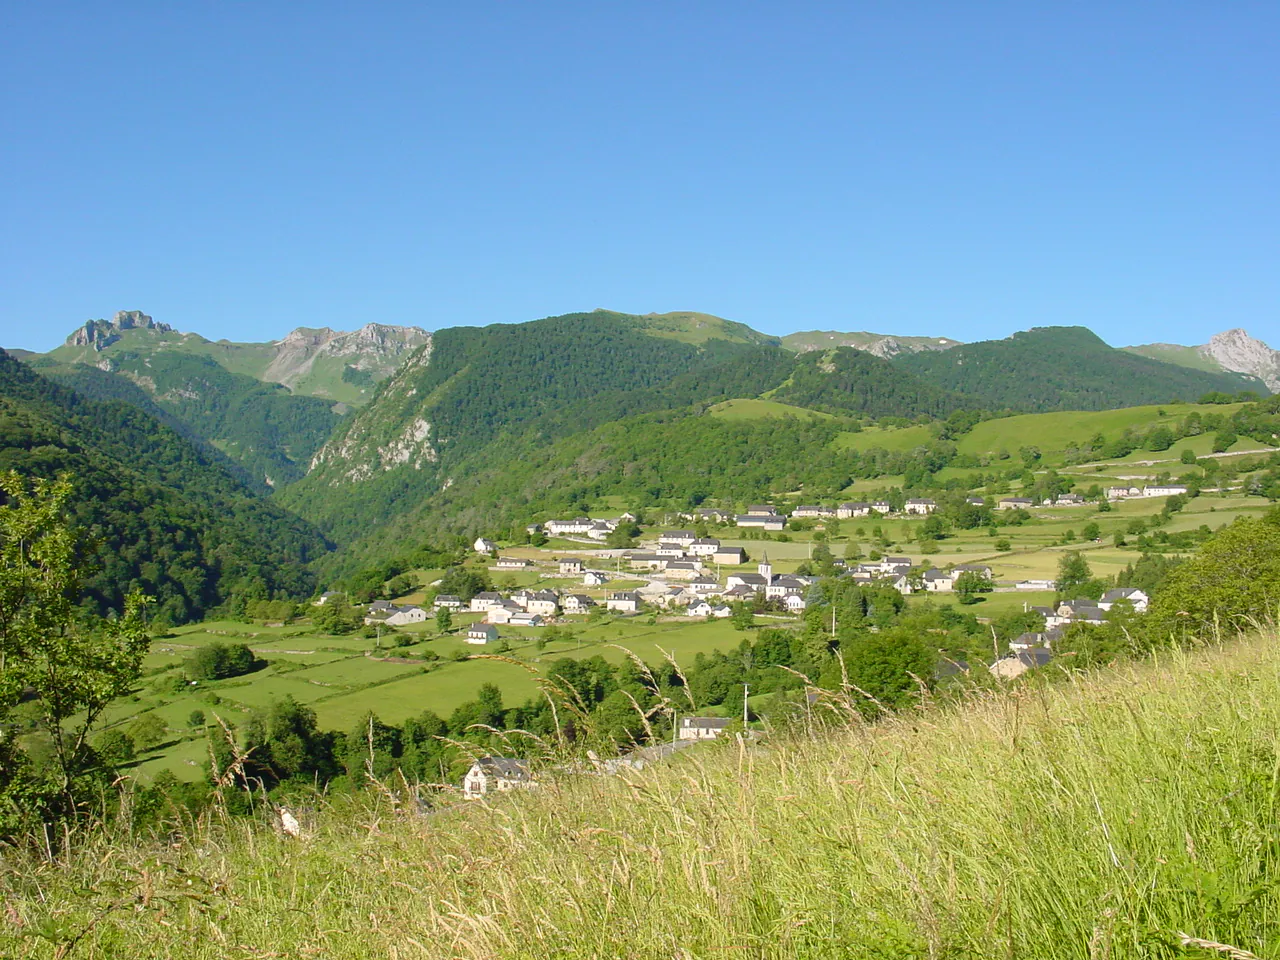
[{"x1": 345, "y1": 490, "x2": 1191, "y2": 797}]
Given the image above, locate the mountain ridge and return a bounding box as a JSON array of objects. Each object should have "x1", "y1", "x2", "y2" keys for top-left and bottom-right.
[{"x1": 1126, "y1": 328, "x2": 1280, "y2": 393}]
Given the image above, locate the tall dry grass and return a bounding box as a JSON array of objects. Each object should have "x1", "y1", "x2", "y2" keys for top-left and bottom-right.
[{"x1": 6, "y1": 631, "x2": 1280, "y2": 958}]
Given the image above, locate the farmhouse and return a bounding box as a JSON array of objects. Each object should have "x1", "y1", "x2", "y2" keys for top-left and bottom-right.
[
  {"x1": 561, "y1": 594, "x2": 594, "y2": 614},
  {"x1": 746, "y1": 505, "x2": 780, "y2": 516},
  {"x1": 922, "y1": 569, "x2": 954, "y2": 592},
  {"x1": 524, "y1": 590, "x2": 560, "y2": 616},
  {"x1": 606, "y1": 591, "x2": 641, "y2": 613},
  {"x1": 495, "y1": 557, "x2": 531, "y2": 570},
  {"x1": 1107, "y1": 486, "x2": 1142, "y2": 500},
  {"x1": 583, "y1": 570, "x2": 610, "y2": 586},
  {"x1": 1099, "y1": 587, "x2": 1150, "y2": 613},
  {"x1": 473, "y1": 537, "x2": 498, "y2": 553},
  {"x1": 627, "y1": 552, "x2": 668, "y2": 571},
  {"x1": 837, "y1": 502, "x2": 871, "y2": 518},
  {"x1": 870, "y1": 500, "x2": 894, "y2": 514},
  {"x1": 904, "y1": 498, "x2": 937, "y2": 515},
  {"x1": 466, "y1": 624, "x2": 498, "y2": 645},
  {"x1": 686, "y1": 599, "x2": 714, "y2": 617},
  {"x1": 658, "y1": 530, "x2": 697, "y2": 548},
  {"x1": 558, "y1": 558, "x2": 584, "y2": 575},
  {"x1": 469, "y1": 591, "x2": 504, "y2": 612},
  {"x1": 678, "y1": 717, "x2": 732, "y2": 741},
  {"x1": 432, "y1": 594, "x2": 463, "y2": 609},
  {"x1": 462, "y1": 757, "x2": 532, "y2": 799},
  {"x1": 687, "y1": 538, "x2": 721, "y2": 556},
  {"x1": 384, "y1": 605, "x2": 426, "y2": 626},
  {"x1": 545, "y1": 518, "x2": 594, "y2": 537},
  {"x1": 792, "y1": 505, "x2": 835, "y2": 519},
  {"x1": 663, "y1": 560, "x2": 703, "y2": 580},
  {"x1": 1145, "y1": 484, "x2": 1189, "y2": 498},
  {"x1": 689, "y1": 576, "x2": 722, "y2": 594}
]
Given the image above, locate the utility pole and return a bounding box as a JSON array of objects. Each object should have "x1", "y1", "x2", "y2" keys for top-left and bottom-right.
[{"x1": 742, "y1": 683, "x2": 749, "y2": 725}]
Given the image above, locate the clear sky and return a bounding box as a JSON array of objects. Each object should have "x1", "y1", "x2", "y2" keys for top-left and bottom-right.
[{"x1": 2, "y1": 3, "x2": 1277, "y2": 352}]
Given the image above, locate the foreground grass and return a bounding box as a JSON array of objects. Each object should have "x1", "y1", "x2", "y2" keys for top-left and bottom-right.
[{"x1": 8, "y1": 631, "x2": 1280, "y2": 958}]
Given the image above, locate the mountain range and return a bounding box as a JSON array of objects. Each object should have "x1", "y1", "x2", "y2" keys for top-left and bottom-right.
[{"x1": 4, "y1": 307, "x2": 1276, "y2": 588}]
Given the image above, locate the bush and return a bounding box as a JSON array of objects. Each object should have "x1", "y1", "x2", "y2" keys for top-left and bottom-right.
[{"x1": 185, "y1": 642, "x2": 265, "y2": 681}]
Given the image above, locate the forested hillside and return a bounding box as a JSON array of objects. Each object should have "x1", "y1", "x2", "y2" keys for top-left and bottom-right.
[
  {"x1": 896, "y1": 326, "x2": 1267, "y2": 410},
  {"x1": 0, "y1": 350, "x2": 329, "y2": 622},
  {"x1": 280, "y1": 312, "x2": 965, "y2": 556},
  {"x1": 32, "y1": 351, "x2": 343, "y2": 489}
]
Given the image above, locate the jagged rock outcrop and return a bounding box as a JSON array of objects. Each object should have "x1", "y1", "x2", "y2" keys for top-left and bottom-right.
[
  {"x1": 66, "y1": 310, "x2": 173, "y2": 350},
  {"x1": 307, "y1": 335, "x2": 437, "y2": 482},
  {"x1": 264, "y1": 323, "x2": 431, "y2": 390},
  {"x1": 1201, "y1": 329, "x2": 1280, "y2": 393}
]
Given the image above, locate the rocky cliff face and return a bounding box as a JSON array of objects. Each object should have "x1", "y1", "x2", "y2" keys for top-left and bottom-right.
[
  {"x1": 307, "y1": 335, "x2": 438, "y2": 482},
  {"x1": 263, "y1": 323, "x2": 431, "y2": 389},
  {"x1": 66, "y1": 311, "x2": 174, "y2": 350},
  {"x1": 1201, "y1": 329, "x2": 1280, "y2": 393}
]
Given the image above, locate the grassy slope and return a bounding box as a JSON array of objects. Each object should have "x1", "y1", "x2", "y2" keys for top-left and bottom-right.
[
  {"x1": 15, "y1": 628, "x2": 1280, "y2": 958},
  {"x1": 1123, "y1": 342, "x2": 1223, "y2": 373},
  {"x1": 707, "y1": 398, "x2": 836, "y2": 421}
]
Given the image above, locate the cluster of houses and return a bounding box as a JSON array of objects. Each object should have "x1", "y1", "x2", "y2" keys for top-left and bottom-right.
[
  {"x1": 1106, "y1": 484, "x2": 1189, "y2": 500},
  {"x1": 981, "y1": 587, "x2": 1150, "y2": 679}
]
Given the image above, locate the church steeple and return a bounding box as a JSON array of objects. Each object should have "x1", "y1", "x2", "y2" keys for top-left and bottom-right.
[{"x1": 758, "y1": 551, "x2": 773, "y2": 583}]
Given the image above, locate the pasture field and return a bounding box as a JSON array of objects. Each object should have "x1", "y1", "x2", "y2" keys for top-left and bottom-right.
[
  {"x1": 106, "y1": 484, "x2": 1273, "y2": 783},
  {"x1": 832, "y1": 424, "x2": 932, "y2": 452},
  {"x1": 707, "y1": 398, "x2": 836, "y2": 421}
]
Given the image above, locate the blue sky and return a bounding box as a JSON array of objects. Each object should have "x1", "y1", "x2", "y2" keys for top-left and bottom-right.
[{"x1": 2, "y1": 3, "x2": 1277, "y2": 352}]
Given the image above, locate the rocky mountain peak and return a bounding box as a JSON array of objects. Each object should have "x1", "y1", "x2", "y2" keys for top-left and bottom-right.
[
  {"x1": 1201, "y1": 328, "x2": 1280, "y2": 392},
  {"x1": 66, "y1": 311, "x2": 174, "y2": 350}
]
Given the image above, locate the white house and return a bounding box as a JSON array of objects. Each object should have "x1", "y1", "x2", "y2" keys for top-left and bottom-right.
[
  {"x1": 792, "y1": 505, "x2": 835, "y2": 519},
  {"x1": 462, "y1": 757, "x2": 532, "y2": 799},
  {"x1": 678, "y1": 717, "x2": 731, "y2": 741},
  {"x1": 710, "y1": 604, "x2": 733, "y2": 618},
  {"x1": 524, "y1": 590, "x2": 560, "y2": 616},
  {"x1": 1107, "y1": 486, "x2": 1141, "y2": 500},
  {"x1": 469, "y1": 591, "x2": 505, "y2": 612},
  {"x1": 432, "y1": 594, "x2": 463, "y2": 609},
  {"x1": 658, "y1": 530, "x2": 697, "y2": 548},
  {"x1": 904, "y1": 498, "x2": 936, "y2": 515},
  {"x1": 495, "y1": 557, "x2": 531, "y2": 570},
  {"x1": 922, "y1": 569, "x2": 954, "y2": 592},
  {"x1": 837, "y1": 502, "x2": 871, "y2": 519},
  {"x1": 687, "y1": 599, "x2": 714, "y2": 617},
  {"x1": 586, "y1": 521, "x2": 614, "y2": 541},
  {"x1": 870, "y1": 501, "x2": 894, "y2": 514},
  {"x1": 561, "y1": 594, "x2": 595, "y2": 614},
  {"x1": 606, "y1": 591, "x2": 641, "y2": 613},
  {"x1": 1145, "y1": 484, "x2": 1189, "y2": 498},
  {"x1": 545, "y1": 518, "x2": 594, "y2": 537},
  {"x1": 1098, "y1": 587, "x2": 1149, "y2": 613},
  {"x1": 583, "y1": 570, "x2": 610, "y2": 587},
  {"x1": 466, "y1": 624, "x2": 498, "y2": 645},
  {"x1": 687, "y1": 538, "x2": 721, "y2": 556},
  {"x1": 473, "y1": 537, "x2": 498, "y2": 554},
  {"x1": 783, "y1": 594, "x2": 808, "y2": 612}
]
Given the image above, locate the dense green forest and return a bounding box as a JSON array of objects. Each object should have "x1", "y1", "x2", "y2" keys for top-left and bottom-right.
[
  {"x1": 895, "y1": 326, "x2": 1265, "y2": 411},
  {"x1": 31, "y1": 350, "x2": 343, "y2": 488},
  {"x1": 0, "y1": 350, "x2": 329, "y2": 622}
]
